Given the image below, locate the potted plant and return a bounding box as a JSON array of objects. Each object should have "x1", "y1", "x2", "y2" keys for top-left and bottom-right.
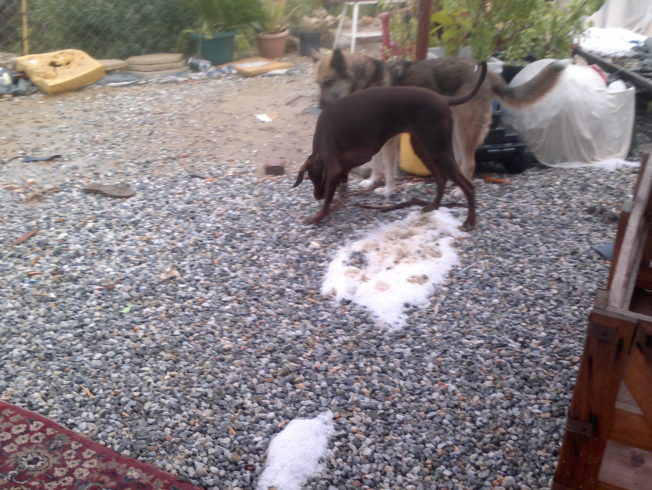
[
  {"x1": 254, "y1": 0, "x2": 297, "y2": 59},
  {"x1": 180, "y1": 0, "x2": 262, "y2": 65}
]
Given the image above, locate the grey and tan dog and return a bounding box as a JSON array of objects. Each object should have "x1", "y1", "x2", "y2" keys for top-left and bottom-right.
[
  {"x1": 294, "y1": 62, "x2": 487, "y2": 230},
  {"x1": 314, "y1": 50, "x2": 566, "y2": 193}
]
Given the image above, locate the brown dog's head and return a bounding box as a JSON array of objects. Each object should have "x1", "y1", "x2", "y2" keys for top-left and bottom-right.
[
  {"x1": 293, "y1": 154, "x2": 349, "y2": 201},
  {"x1": 293, "y1": 154, "x2": 326, "y2": 200}
]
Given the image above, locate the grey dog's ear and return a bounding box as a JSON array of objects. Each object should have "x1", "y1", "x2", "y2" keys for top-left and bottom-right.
[{"x1": 330, "y1": 48, "x2": 348, "y2": 78}]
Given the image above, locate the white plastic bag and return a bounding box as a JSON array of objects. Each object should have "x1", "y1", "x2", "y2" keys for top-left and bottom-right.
[{"x1": 502, "y1": 59, "x2": 636, "y2": 166}]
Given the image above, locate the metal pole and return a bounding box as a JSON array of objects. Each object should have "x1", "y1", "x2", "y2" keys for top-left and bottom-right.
[
  {"x1": 21, "y1": 0, "x2": 30, "y2": 55},
  {"x1": 415, "y1": 0, "x2": 431, "y2": 61},
  {"x1": 575, "y1": 47, "x2": 652, "y2": 95}
]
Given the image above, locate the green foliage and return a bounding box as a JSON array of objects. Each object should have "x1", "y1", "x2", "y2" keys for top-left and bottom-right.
[
  {"x1": 253, "y1": 0, "x2": 297, "y2": 34},
  {"x1": 383, "y1": 9, "x2": 419, "y2": 61},
  {"x1": 430, "y1": 0, "x2": 605, "y2": 62},
  {"x1": 500, "y1": 0, "x2": 606, "y2": 62},
  {"x1": 375, "y1": 0, "x2": 418, "y2": 60},
  {"x1": 0, "y1": 0, "x2": 22, "y2": 53},
  {"x1": 26, "y1": 0, "x2": 195, "y2": 59},
  {"x1": 183, "y1": 0, "x2": 263, "y2": 36},
  {"x1": 430, "y1": 6, "x2": 473, "y2": 56}
]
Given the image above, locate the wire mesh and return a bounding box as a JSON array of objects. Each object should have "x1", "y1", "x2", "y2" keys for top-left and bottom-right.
[{"x1": 0, "y1": 0, "x2": 195, "y2": 59}]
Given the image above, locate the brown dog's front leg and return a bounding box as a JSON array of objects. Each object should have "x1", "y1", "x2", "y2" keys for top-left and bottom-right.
[{"x1": 304, "y1": 181, "x2": 338, "y2": 225}]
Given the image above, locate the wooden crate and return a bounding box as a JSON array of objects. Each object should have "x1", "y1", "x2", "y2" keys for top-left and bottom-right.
[{"x1": 553, "y1": 154, "x2": 652, "y2": 489}]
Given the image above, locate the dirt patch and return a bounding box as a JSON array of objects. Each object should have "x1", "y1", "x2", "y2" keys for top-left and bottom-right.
[{"x1": 0, "y1": 54, "x2": 327, "y2": 186}]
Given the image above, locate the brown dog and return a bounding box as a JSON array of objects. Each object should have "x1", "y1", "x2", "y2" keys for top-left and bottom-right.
[
  {"x1": 294, "y1": 62, "x2": 487, "y2": 230},
  {"x1": 314, "y1": 49, "x2": 566, "y2": 183}
]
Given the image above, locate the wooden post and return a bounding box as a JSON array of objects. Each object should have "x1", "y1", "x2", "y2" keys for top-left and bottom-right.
[
  {"x1": 21, "y1": 0, "x2": 30, "y2": 55},
  {"x1": 415, "y1": 0, "x2": 431, "y2": 61},
  {"x1": 553, "y1": 309, "x2": 638, "y2": 488}
]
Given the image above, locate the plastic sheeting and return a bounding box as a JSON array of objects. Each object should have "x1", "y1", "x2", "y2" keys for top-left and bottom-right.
[
  {"x1": 590, "y1": 0, "x2": 652, "y2": 36},
  {"x1": 502, "y1": 60, "x2": 636, "y2": 166}
]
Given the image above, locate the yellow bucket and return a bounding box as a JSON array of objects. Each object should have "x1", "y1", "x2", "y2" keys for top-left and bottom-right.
[{"x1": 399, "y1": 133, "x2": 431, "y2": 176}]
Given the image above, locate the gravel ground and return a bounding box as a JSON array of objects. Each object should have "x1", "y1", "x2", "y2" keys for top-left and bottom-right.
[{"x1": 1, "y1": 53, "x2": 650, "y2": 489}]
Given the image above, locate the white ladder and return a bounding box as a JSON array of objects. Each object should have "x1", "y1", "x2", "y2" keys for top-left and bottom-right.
[{"x1": 332, "y1": 1, "x2": 382, "y2": 53}]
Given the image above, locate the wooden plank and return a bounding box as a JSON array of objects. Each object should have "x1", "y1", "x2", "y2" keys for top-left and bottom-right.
[
  {"x1": 635, "y1": 267, "x2": 652, "y2": 290},
  {"x1": 611, "y1": 409, "x2": 652, "y2": 452},
  {"x1": 597, "y1": 441, "x2": 652, "y2": 489},
  {"x1": 597, "y1": 481, "x2": 629, "y2": 490},
  {"x1": 608, "y1": 154, "x2": 652, "y2": 309},
  {"x1": 616, "y1": 382, "x2": 643, "y2": 415},
  {"x1": 630, "y1": 289, "x2": 652, "y2": 318},
  {"x1": 624, "y1": 322, "x2": 652, "y2": 428},
  {"x1": 554, "y1": 309, "x2": 638, "y2": 488},
  {"x1": 608, "y1": 205, "x2": 633, "y2": 291}
]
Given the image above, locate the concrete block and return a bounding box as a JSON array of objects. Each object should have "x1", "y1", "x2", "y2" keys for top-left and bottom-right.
[{"x1": 16, "y1": 49, "x2": 105, "y2": 95}]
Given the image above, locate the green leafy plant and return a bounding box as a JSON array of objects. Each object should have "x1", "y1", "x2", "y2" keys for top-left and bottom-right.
[
  {"x1": 183, "y1": 0, "x2": 262, "y2": 37},
  {"x1": 387, "y1": 11, "x2": 418, "y2": 60},
  {"x1": 254, "y1": 0, "x2": 298, "y2": 34},
  {"x1": 430, "y1": 6, "x2": 473, "y2": 57},
  {"x1": 430, "y1": 0, "x2": 605, "y2": 63},
  {"x1": 500, "y1": 0, "x2": 606, "y2": 62}
]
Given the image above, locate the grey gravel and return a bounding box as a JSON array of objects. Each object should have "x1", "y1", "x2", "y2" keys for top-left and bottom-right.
[{"x1": 1, "y1": 54, "x2": 647, "y2": 489}]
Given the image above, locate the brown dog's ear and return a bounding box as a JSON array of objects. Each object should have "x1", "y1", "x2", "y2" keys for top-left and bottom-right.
[
  {"x1": 330, "y1": 48, "x2": 348, "y2": 78},
  {"x1": 293, "y1": 157, "x2": 311, "y2": 187},
  {"x1": 293, "y1": 169, "x2": 306, "y2": 188}
]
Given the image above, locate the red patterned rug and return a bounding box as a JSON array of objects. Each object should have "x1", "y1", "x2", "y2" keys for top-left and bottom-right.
[{"x1": 0, "y1": 401, "x2": 202, "y2": 489}]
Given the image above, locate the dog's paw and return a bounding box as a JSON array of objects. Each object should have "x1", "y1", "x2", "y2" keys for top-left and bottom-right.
[
  {"x1": 374, "y1": 186, "x2": 395, "y2": 198},
  {"x1": 303, "y1": 215, "x2": 320, "y2": 225},
  {"x1": 359, "y1": 178, "x2": 376, "y2": 190},
  {"x1": 459, "y1": 221, "x2": 475, "y2": 232}
]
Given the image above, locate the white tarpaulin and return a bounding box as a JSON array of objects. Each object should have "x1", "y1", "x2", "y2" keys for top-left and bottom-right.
[
  {"x1": 502, "y1": 60, "x2": 636, "y2": 166},
  {"x1": 590, "y1": 0, "x2": 652, "y2": 36}
]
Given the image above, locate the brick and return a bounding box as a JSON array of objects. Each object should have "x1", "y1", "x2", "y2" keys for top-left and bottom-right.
[{"x1": 264, "y1": 158, "x2": 285, "y2": 176}]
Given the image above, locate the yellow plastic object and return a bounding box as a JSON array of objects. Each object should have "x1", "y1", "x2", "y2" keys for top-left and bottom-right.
[
  {"x1": 15, "y1": 49, "x2": 105, "y2": 95},
  {"x1": 232, "y1": 57, "x2": 293, "y2": 77},
  {"x1": 399, "y1": 133, "x2": 431, "y2": 176}
]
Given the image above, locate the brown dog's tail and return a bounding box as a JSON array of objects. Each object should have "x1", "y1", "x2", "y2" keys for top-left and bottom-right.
[
  {"x1": 446, "y1": 61, "x2": 487, "y2": 106},
  {"x1": 491, "y1": 60, "x2": 567, "y2": 108}
]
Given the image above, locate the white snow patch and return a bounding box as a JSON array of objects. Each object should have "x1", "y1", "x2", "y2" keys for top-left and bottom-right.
[
  {"x1": 321, "y1": 208, "x2": 465, "y2": 329},
  {"x1": 257, "y1": 411, "x2": 335, "y2": 490}
]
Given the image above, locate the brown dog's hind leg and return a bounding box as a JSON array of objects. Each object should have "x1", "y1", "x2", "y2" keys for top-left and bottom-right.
[
  {"x1": 409, "y1": 135, "x2": 447, "y2": 212},
  {"x1": 414, "y1": 132, "x2": 476, "y2": 230},
  {"x1": 447, "y1": 166, "x2": 475, "y2": 230}
]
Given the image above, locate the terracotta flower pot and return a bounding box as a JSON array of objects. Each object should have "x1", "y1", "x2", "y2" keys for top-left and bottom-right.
[{"x1": 257, "y1": 29, "x2": 289, "y2": 59}]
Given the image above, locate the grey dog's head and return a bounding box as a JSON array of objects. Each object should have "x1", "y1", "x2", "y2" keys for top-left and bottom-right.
[
  {"x1": 293, "y1": 154, "x2": 326, "y2": 200},
  {"x1": 313, "y1": 48, "x2": 387, "y2": 108},
  {"x1": 313, "y1": 49, "x2": 355, "y2": 108}
]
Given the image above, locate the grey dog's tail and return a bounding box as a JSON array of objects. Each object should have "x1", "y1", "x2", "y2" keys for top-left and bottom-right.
[
  {"x1": 446, "y1": 61, "x2": 487, "y2": 106},
  {"x1": 491, "y1": 60, "x2": 567, "y2": 108}
]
